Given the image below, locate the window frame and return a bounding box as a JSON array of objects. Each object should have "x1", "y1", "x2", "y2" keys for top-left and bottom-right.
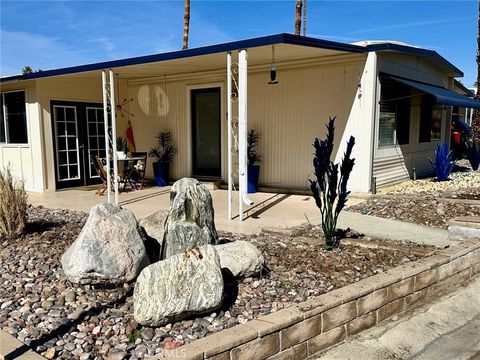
[
  {"x1": 419, "y1": 94, "x2": 444, "y2": 143},
  {"x1": 377, "y1": 77, "x2": 411, "y2": 149},
  {"x1": 0, "y1": 89, "x2": 29, "y2": 146}
]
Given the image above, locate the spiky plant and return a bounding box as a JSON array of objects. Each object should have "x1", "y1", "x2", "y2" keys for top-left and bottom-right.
[
  {"x1": 309, "y1": 116, "x2": 355, "y2": 250},
  {"x1": 429, "y1": 143, "x2": 455, "y2": 181},
  {"x1": 247, "y1": 129, "x2": 262, "y2": 166},
  {"x1": 148, "y1": 131, "x2": 177, "y2": 165}
]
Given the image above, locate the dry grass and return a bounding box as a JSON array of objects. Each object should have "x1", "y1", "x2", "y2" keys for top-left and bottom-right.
[{"x1": 0, "y1": 167, "x2": 28, "y2": 239}]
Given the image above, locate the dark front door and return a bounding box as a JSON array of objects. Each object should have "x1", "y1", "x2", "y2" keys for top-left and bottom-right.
[
  {"x1": 191, "y1": 87, "x2": 221, "y2": 178},
  {"x1": 51, "y1": 101, "x2": 106, "y2": 189}
]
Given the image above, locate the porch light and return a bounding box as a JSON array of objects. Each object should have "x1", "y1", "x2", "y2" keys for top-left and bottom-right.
[{"x1": 268, "y1": 45, "x2": 279, "y2": 85}]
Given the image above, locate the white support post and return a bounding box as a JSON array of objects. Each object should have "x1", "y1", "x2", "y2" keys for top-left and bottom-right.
[
  {"x1": 101, "y1": 71, "x2": 111, "y2": 203},
  {"x1": 227, "y1": 52, "x2": 233, "y2": 220},
  {"x1": 238, "y1": 49, "x2": 253, "y2": 221},
  {"x1": 109, "y1": 69, "x2": 119, "y2": 205}
]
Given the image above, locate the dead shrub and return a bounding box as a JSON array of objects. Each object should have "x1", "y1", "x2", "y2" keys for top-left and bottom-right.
[{"x1": 0, "y1": 167, "x2": 28, "y2": 239}]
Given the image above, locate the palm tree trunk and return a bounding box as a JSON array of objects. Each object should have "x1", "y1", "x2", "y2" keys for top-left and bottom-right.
[
  {"x1": 294, "y1": 0, "x2": 302, "y2": 36},
  {"x1": 182, "y1": 0, "x2": 190, "y2": 50},
  {"x1": 474, "y1": 0, "x2": 480, "y2": 142}
]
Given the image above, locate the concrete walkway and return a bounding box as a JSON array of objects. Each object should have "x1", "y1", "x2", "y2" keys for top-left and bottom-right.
[
  {"x1": 315, "y1": 276, "x2": 480, "y2": 360},
  {"x1": 334, "y1": 211, "x2": 450, "y2": 248}
]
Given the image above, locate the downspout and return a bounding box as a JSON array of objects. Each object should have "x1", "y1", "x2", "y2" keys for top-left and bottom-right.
[{"x1": 368, "y1": 52, "x2": 378, "y2": 193}]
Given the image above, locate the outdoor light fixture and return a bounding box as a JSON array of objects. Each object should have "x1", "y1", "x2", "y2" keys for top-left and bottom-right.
[{"x1": 268, "y1": 45, "x2": 279, "y2": 85}]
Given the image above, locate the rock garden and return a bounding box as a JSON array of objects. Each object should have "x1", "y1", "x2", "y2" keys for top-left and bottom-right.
[{"x1": 1, "y1": 180, "x2": 436, "y2": 359}]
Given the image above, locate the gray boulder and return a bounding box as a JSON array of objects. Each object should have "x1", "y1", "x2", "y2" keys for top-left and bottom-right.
[
  {"x1": 162, "y1": 178, "x2": 218, "y2": 259},
  {"x1": 216, "y1": 241, "x2": 264, "y2": 278},
  {"x1": 61, "y1": 203, "x2": 150, "y2": 285},
  {"x1": 133, "y1": 245, "x2": 223, "y2": 326},
  {"x1": 139, "y1": 210, "x2": 168, "y2": 262}
]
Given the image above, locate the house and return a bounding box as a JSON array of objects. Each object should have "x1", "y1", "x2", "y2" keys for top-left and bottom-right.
[{"x1": 1, "y1": 33, "x2": 479, "y2": 195}]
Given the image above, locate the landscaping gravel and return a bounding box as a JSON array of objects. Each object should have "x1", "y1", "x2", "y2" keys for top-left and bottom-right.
[{"x1": 0, "y1": 206, "x2": 433, "y2": 359}]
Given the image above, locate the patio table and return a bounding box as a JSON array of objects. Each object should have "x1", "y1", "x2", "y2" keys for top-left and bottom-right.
[{"x1": 117, "y1": 156, "x2": 146, "y2": 190}]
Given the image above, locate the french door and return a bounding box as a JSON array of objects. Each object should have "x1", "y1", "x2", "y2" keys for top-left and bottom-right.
[{"x1": 51, "y1": 101, "x2": 106, "y2": 189}]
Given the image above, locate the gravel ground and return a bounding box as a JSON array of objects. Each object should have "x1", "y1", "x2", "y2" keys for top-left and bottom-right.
[
  {"x1": 0, "y1": 206, "x2": 433, "y2": 359},
  {"x1": 349, "y1": 168, "x2": 480, "y2": 229}
]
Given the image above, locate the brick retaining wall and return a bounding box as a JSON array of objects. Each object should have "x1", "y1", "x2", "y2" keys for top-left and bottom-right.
[{"x1": 162, "y1": 239, "x2": 480, "y2": 360}]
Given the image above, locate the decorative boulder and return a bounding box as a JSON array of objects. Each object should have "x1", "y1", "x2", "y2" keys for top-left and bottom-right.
[
  {"x1": 133, "y1": 245, "x2": 223, "y2": 326},
  {"x1": 61, "y1": 203, "x2": 150, "y2": 285},
  {"x1": 162, "y1": 178, "x2": 218, "y2": 259},
  {"x1": 138, "y1": 210, "x2": 168, "y2": 262},
  {"x1": 216, "y1": 241, "x2": 264, "y2": 278}
]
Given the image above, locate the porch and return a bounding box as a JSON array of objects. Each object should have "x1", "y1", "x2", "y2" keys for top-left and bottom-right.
[{"x1": 27, "y1": 187, "x2": 329, "y2": 234}]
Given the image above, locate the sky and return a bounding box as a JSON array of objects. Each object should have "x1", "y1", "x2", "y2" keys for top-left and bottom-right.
[{"x1": 0, "y1": 0, "x2": 477, "y2": 87}]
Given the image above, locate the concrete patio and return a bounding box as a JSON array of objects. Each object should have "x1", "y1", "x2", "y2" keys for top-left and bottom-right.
[{"x1": 27, "y1": 186, "x2": 329, "y2": 234}]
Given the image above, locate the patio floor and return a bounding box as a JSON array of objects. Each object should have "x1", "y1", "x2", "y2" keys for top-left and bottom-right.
[{"x1": 27, "y1": 186, "x2": 343, "y2": 234}]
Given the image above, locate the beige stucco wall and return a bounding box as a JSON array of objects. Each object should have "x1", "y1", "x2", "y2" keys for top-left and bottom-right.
[
  {"x1": 373, "y1": 53, "x2": 454, "y2": 188},
  {"x1": 127, "y1": 53, "x2": 372, "y2": 192}
]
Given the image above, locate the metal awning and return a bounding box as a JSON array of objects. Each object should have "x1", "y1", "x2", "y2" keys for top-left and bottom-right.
[{"x1": 391, "y1": 77, "x2": 480, "y2": 109}]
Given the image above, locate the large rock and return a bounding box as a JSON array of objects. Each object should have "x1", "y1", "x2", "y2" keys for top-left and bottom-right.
[
  {"x1": 139, "y1": 210, "x2": 168, "y2": 262},
  {"x1": 133, "y1": 245, "x2": 223, "y2": 326},
  {"x1": 162, "y1": 178, "x2": 218, "y2": 259},
  {"x1": 216, "y1": 241, "x2": 264, "y2": 278},
  {"x1": 61, "y1": 203, "x2": 150, "y2": 285}
]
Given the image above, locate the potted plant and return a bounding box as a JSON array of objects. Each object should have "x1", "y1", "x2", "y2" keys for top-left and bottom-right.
[
  {"x1": 247, "y1": 129, "x2": 261, "y2": 193},
  {"x1": 148, "y1": 131, "x2": 176, "y2": 186},
  {"x1": 116, "y1": 136, "x2": 127, "y2": 159}
]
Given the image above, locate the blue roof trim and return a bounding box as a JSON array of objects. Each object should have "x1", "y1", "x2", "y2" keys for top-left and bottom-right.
[
  {"x1": 0, "y1": 33, "x2": 462, "y2": 83},
  {"x1": 6, "y1": 33, "x2": 366, "y2": 82},
  {"x1": 391, "y1": 77, "x2": 480, "y2": 109},
  {"x1": 365, "y1": 42, "x2": 463, "y2": 76}
]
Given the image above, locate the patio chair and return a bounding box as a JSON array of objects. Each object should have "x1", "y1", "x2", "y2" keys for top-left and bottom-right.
[
  {"x1": 129, "y1": 152, "x2": 147, "y2": 190},
  {"x1": 91, "y1": 154, "x2": 112, "y2": 195}
]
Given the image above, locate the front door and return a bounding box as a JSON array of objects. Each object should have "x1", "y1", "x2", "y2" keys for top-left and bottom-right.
[
  {"x1": 191, "y1": 87, "x2": 221, "y2": 178},
  {"x1": 51, "y1": 101, "x2": 106, "y2": 189}
]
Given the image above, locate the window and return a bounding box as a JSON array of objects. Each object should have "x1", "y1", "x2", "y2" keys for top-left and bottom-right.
[
  {"x1": 419, "y1": 95, "x2": 442, "y2": 143},
  {"x1": 378, "y1": 77, "x2": 411, "y2": 147},
  {"x1": 0, "y1": 91, "x2": 28, "y2": 144}
]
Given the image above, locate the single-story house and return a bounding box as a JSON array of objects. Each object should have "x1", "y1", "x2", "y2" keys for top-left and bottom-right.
[{"x1": 1, "y1": 33, "x2": 479, "y2": 194}]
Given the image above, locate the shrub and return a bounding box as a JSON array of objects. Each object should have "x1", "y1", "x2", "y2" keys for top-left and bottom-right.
[
  {"x1": 0, "y1": 167, "x2": 28, "y2": 239},
  {"x1": 309, "y1": 116, "x2": 355, "y2": 250},
  {"x1": 429, "y1": 143, "x2": 455, "y2": 181},
  {"x1": 467, "y1": 142, "x2": 480, "y2": 171}
]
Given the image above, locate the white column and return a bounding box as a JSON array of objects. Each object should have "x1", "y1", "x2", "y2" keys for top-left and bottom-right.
[
  {"x1": 238, "y1": 49, "x2": 253, "y2": 221},
  {"x1": 109, "y1": 69, "x2": 119, "y2": 205},
  {"x1": 227, "y1": 52, "x2": 233, "y2": 220},
  {"x1": 101, "y1": 70, "x2": 111, "y2": 203}
]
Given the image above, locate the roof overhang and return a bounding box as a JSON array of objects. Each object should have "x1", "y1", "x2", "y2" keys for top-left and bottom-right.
[{"x1": 392, "y1": 76, "x2": 480, "y2": 109}]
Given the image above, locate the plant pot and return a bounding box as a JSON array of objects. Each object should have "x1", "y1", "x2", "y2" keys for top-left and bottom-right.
[
  {"x1": 247, "y1": 164, "x2": 260, "y2": 193},
  {"x1": 116, "y1": 151, "x2": 126, "y2": 160},
  {"x1": 152, "y1": 162, "x2": 169, "y2": 187}
]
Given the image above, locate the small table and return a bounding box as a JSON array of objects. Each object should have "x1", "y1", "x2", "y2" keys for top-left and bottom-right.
[{"x1": 117, "y1": 156, "x2": 146, "y2": 190}]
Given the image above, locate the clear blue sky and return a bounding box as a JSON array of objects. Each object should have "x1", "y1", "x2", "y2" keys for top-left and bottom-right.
[{"x1": 0, "y1": 1, "x2": 477, "y2": 87}]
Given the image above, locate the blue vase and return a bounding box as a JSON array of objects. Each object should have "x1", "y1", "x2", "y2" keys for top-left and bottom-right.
[
  {"x1": 247, "y1": 165, "x2": 260, "y2": 193},
  {"x1": 153, "y1": 163, "x2": 169, "y2": 187}
]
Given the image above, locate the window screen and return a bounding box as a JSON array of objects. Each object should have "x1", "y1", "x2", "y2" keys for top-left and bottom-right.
[{"x1": 2, "y1": 91, "x2": 28, "y2": 144}]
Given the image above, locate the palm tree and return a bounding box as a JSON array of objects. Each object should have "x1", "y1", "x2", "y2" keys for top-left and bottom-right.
[
  {"x1": 182, "y1": 0, "x2": 190, "y2": 50},
  {"x1": 294, "y1": 0, "x2": 302, "y2": 35},
  {"x1": 474, "y1": 0, "x2": 480, "y2": 142}
]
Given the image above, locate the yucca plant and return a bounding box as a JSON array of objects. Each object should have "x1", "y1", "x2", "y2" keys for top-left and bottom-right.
[
  {"x1": 148, "y1": 131, "x2": 177, "y2": 165},
  {"x1": 309, "y1": 116, "x2": 355, "y2": 250},
  {"x1": 467, "y1": 141, "x2": 480, "y2": 171},
  {"x1": 429, "y1": 143, "x2": 455, "y2": 181}
]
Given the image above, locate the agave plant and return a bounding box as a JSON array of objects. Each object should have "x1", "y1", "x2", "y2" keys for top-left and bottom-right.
[
  {"x1": 429, "y1": 143, "x2": 455, "y2": 181},
  {"x1": 309, "y1": 116, "x2": 355, "y2": 250},
  {"x1": 467, "y1": 141, "x2": 480, "y2": 171}
]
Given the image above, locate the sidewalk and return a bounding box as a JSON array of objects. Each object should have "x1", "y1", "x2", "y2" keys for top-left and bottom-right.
[{"x1": 315, "y1": 276, "x2": 480, "y2": 360}]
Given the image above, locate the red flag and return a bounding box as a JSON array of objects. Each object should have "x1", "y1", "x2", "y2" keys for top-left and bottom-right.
[{"x1": 126, "y1": 120, "x2": 136, "y2": 152}]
